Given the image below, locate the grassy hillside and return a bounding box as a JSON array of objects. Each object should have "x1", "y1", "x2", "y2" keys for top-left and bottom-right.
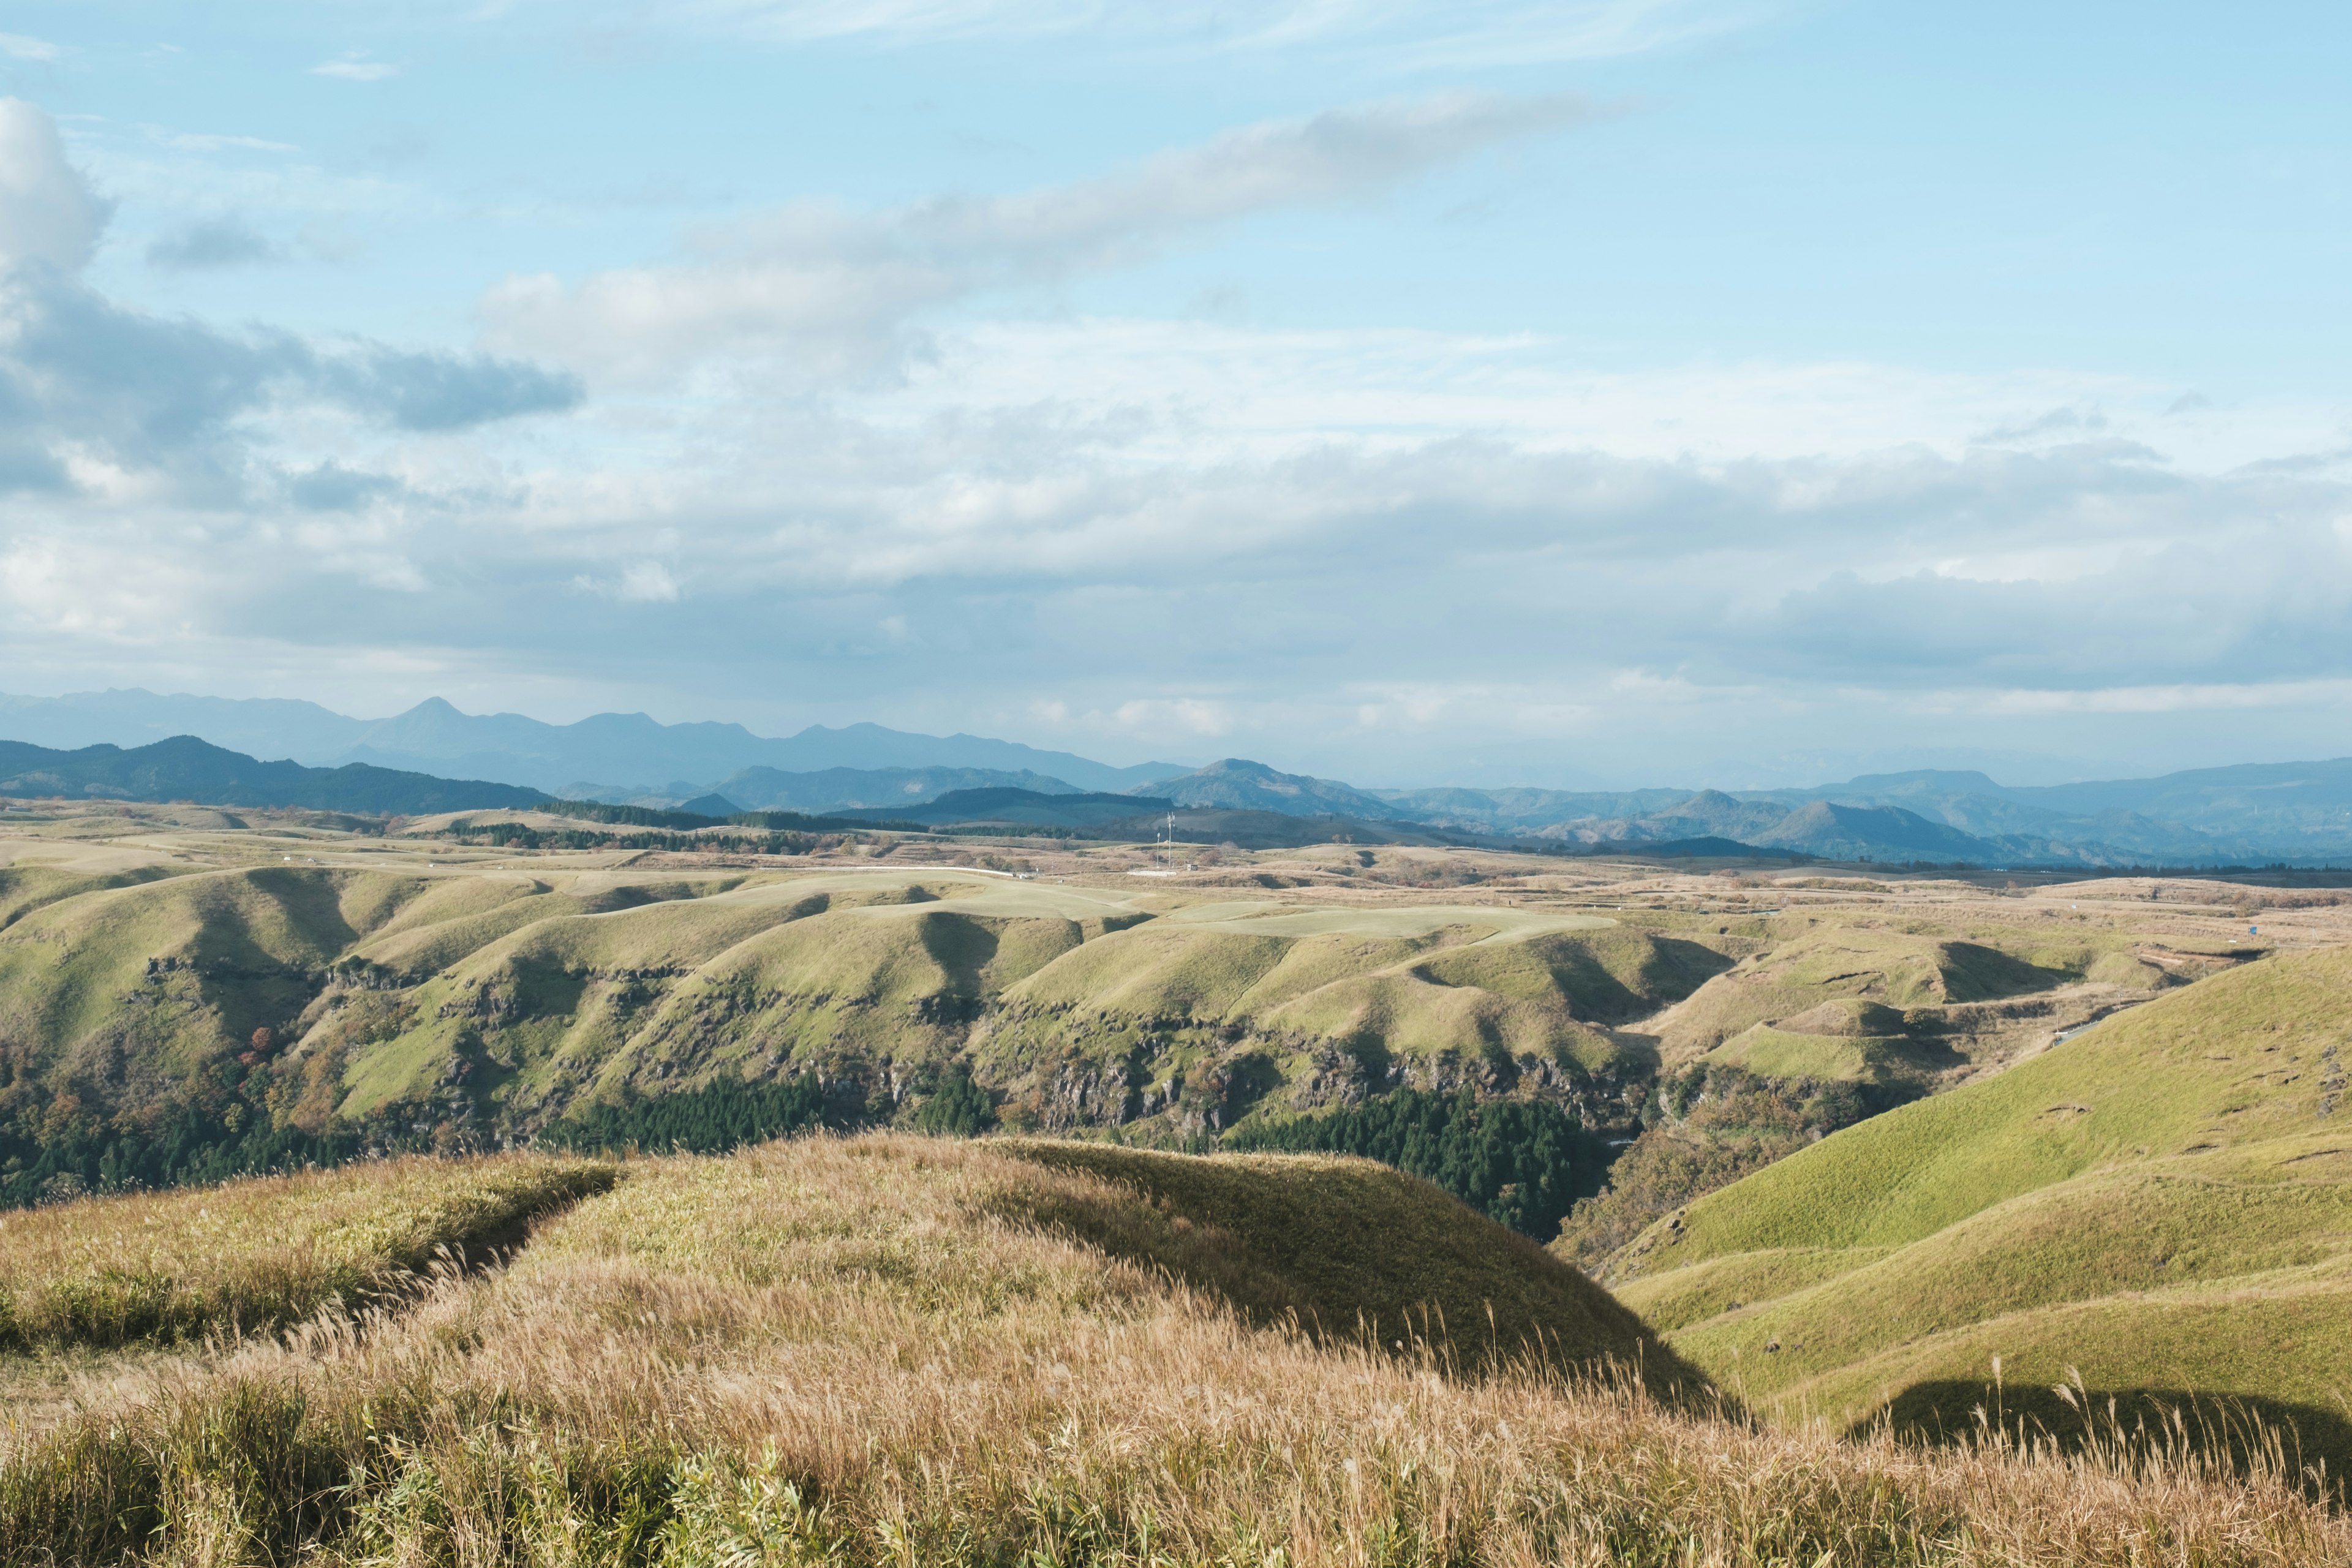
[
  {"x1": 0, "y1": 1153, "x2": 609, "y2": 1349},
  {"x1": 5, "y1": 1135, "x2": 2344, "y2": 1565},
  {"x1": 982, "y1": 904, "x2": 1726, "y2": 1131},
  {"x1": 1646, "y1": 917, "x2": 2182, "y2": 1067},
  {"x1": 0, "y1": 831, "x2": 2285, "y2": 1250},
  {"x1": 1610, "y1": 944, "x2": 2352, "y2": 1476}
]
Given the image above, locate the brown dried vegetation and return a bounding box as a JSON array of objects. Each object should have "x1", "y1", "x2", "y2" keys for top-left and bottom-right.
[{"x1": 1, "y1": 1136, "x2": 2346, "y2": 1566}]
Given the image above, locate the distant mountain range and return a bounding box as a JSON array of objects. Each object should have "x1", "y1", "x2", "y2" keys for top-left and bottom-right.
[
  {"x1": 1134, "y1": 758, "x2": 2352, "y2": 866},
  {"x1": 0, "y1": 690, "x2": 1188, "y2": 795},
  {"x1": 7, "y1": 688, "x2": 2352, "y2": 866},
  {"x1": 0, "y1": 737, "x2": 544, "y2": 816},
  {"x1": 573, "y1": 766, "x2": 1090, "y2": 815}
]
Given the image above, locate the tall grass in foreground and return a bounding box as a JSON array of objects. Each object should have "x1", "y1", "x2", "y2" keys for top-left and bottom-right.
[
  {"x1": 2, "y1": 1136, "x2": 2346, "y2": 1565},
  {"x1": 0, "y1": 1155, "x2": 614, "y2": 1351}
]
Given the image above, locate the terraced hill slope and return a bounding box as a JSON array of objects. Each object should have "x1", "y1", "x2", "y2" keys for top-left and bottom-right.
[
  {"x1": 310, "y1": 872, "x2": 1718, "y2": 1135},
  {"x1": 1609, "y1": 943, "x2": 2352, "y2": 1473}
]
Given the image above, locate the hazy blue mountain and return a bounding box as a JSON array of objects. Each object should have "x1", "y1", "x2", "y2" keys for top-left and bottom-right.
[
  {"x1": 835, "y1": 788, "x2": 1177, "y2": 830},
  {"x1": 0, "y1": 736, "x2": 545, "y2": 815},
  {"x1": 11, "y1": 686, "x2": 2352, "y2": 864},
  {"x1": 1749, "y1": 801, "x2": 2005, "y2": 862},
  {"x1": 0, "y1": 691, "x2": 1189, "y2": 795},
  {"x1": 672, "y1": 793, "x2": 745, "y2": 818},
  {"x1": 1805, "y1": 768, "x2": 2021, "y2": 801},
  {"x1": 707, "y1": 766, "x2": 1085, "y2": 813},
  {"x1": 1386, "y1": 766, "x2": 2352, "y2": 865},
  {"x1": 1373, "y1": 785, "x2": 1698, "y2": 831},
  {"x1": 1139, "y1": 758, "x2": 1400, "y2": 819},
  {"x1": 0, "y1": 690, "x2": 369, "y2": 757},
  {"x1": 2010, "y1": 758, "x2": 2352, "y2": 838}
]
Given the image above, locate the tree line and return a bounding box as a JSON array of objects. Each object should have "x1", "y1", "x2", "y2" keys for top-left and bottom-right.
[{"x1": 1224, "y1": 1087, "x2": 1606, "y2": 1240}]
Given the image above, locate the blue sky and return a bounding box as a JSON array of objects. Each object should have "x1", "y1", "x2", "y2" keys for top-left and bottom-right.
[{"x1": 1, "y1": 1, "x2": 2348, "y2": 787}]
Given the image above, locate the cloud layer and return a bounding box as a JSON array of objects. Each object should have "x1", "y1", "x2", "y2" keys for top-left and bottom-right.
[
  {"x1": 4, "y1": 87, "x2": 2351, "y2": 786},
  {"x1": 0, "y1": 99, "x2": 581, "y2": 503}
]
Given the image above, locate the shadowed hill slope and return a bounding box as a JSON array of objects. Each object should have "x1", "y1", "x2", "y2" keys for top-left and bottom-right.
[{"x1": 995, "y1": 1139, "x2": 1702, "y2": 1389}]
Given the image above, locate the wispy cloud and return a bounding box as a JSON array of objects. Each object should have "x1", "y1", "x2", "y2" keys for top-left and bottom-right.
[
  {"x1": 159, "y1": 130, "x2": 301, "y2": 154},
  {"x1": 0, "y1": 33, "x2": 59, "y2": 64},
  {"x1": 483, "y1": 91, "x2": 1597, "y2": 384},
  {"x1": 659, "y1": 0, "x2": 1749, "y2": 66},
  {"x1": 145, "y1": 214, "x2": 282, "y2": 270},
  {"x1": 309, "y1": 58, "x2": 399, "y2": 81}
]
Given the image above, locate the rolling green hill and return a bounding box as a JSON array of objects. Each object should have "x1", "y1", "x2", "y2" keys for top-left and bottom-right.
[
  {"x1": 0, "y1": 858, "x2": 1744, "y2": 1207},
  {"x1": 1644, "y1": 914, "x2": 2220, "y2": 1084},
  {"x1": 1610, "y1": 943, "x2": 2352, "y2": 1475},
  {"x1": 1, "y1": 834, "x2": 2258, "y2": 1237}
]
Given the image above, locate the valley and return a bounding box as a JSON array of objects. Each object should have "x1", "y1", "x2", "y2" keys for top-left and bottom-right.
[{"x1": 1, "y1": 797, "x2": 2321, "y2": 1212}]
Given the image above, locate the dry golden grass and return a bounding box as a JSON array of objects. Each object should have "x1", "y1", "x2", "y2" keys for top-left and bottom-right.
[
  {"x1": 2, "y1": 1136, "x2": 2348, "y2": 1566},
  {"x1": 0, "y1": 1154, "x2": 613, "y2": 1352}
]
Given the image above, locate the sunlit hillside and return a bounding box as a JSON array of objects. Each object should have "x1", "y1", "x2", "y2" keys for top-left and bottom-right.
[{"x1": 1613, "y1": 941, "x2": 2352, "y2": 1479}]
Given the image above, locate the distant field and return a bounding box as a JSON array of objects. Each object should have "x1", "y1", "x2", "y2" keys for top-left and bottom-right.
[{"x1": 1156, "y1": 900, "x2": 1617, "y2": 938}]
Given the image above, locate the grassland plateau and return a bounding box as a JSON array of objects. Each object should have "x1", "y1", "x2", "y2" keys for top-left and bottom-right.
[{"x1": 7, "y1": 795, "x2": 2352, "y2": 1556}]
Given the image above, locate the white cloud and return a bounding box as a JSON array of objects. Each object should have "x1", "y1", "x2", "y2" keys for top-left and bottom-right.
[
  {"x1": 1110, "y1": 697, "x2": 1232, "y2": 736},
  {"x1": 481, "y1": 91, "x2": 1594, "y2": 385},
  {"x1": 8, "y1": 339, "x2": 2352, "y2": 783},
  {"x1": 0, "y1": 33, "x2": 59, "y2": 63},
  {"x1": 0, "y1": 100, "x2": 579, "y2": 504},
  {"x1": 309, "y1": 59, "x2": 400, "y2": 81},
  {"x1": 0, "y1": 98, "x2": 110, "y2": 274},
  {"x1": 876, "y1": 319, "x2": 2337, "y2": 471},
  {"x1": 618, "y1": 561, "x2": 682, "y2": 601}
]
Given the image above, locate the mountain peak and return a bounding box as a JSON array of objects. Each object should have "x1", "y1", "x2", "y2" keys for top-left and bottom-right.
[{"x1": 1144, "y1": 758, "x2": 1395, "y2": 819}]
